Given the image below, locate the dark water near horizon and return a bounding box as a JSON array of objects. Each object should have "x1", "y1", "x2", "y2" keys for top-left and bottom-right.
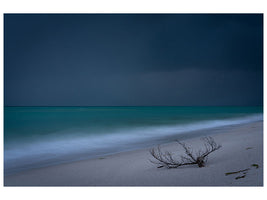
[{"x1": 4, "y1": 106, "x2": 263, "y2": 175}]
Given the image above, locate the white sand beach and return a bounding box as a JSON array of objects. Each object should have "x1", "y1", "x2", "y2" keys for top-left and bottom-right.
[{"x1": 4, "y1": 121, "x2": 263, "y2": 186}]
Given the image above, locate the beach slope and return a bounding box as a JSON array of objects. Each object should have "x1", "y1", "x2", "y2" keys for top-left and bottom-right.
[{"x1": 5, "y1": 121, "x2": 263, "y2": 186}]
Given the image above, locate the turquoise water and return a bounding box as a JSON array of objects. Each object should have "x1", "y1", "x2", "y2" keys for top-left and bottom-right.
[{"x1": 4, "y1": 106, "x2": 263, "y2": 175}]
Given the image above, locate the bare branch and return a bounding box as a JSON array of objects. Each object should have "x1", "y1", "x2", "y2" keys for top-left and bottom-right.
[
  {"x1": 177, "y1": 141, "x2": 197, "y2": 162},
  {"x1": 201, "y1": 137, "x2": 222, "y2": 159},
  {"x1": 149, "y1": 136, "x2": 222, "y2": 168}
]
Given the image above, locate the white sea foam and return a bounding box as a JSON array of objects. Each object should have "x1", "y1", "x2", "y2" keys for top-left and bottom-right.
[{"x1": 4, "y1": 114, "x2": 263, "y2": 175}]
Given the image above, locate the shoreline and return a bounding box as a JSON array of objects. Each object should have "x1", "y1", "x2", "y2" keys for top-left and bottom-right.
[{"x1": 5, "y1": 121, "x2": 263, "y2": 186}]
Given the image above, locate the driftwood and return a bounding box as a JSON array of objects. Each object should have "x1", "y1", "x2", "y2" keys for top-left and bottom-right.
[{"x1": 150, "y1": 136, "x2": 221, "y2": 168}]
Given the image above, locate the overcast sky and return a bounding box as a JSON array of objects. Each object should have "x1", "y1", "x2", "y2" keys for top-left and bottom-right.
[{"x1": 4, "y1": 14, "x2": 263, "y2": 106}]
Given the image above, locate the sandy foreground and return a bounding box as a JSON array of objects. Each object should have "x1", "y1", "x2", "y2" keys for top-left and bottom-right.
[{"x1": 4, "y1": 121, "x2": 263, "y2": 186}]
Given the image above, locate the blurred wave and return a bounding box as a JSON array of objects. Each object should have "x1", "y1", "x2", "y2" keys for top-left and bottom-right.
[{"x1": 4, "y1": 112, "x2": 262, "y2": 175}]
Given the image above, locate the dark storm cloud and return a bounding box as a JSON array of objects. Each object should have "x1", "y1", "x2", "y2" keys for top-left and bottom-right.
[
  {"x1": 144, "y1": 14, "x2": 263, "y2": 71},
  {"x1": 4, "y1": 14, "x2": 263, "y2": 106}
]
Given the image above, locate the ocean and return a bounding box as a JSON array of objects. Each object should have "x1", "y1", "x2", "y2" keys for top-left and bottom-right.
[{"x1": 4, "y1": 106, "x2": 263, "y2": 175}]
